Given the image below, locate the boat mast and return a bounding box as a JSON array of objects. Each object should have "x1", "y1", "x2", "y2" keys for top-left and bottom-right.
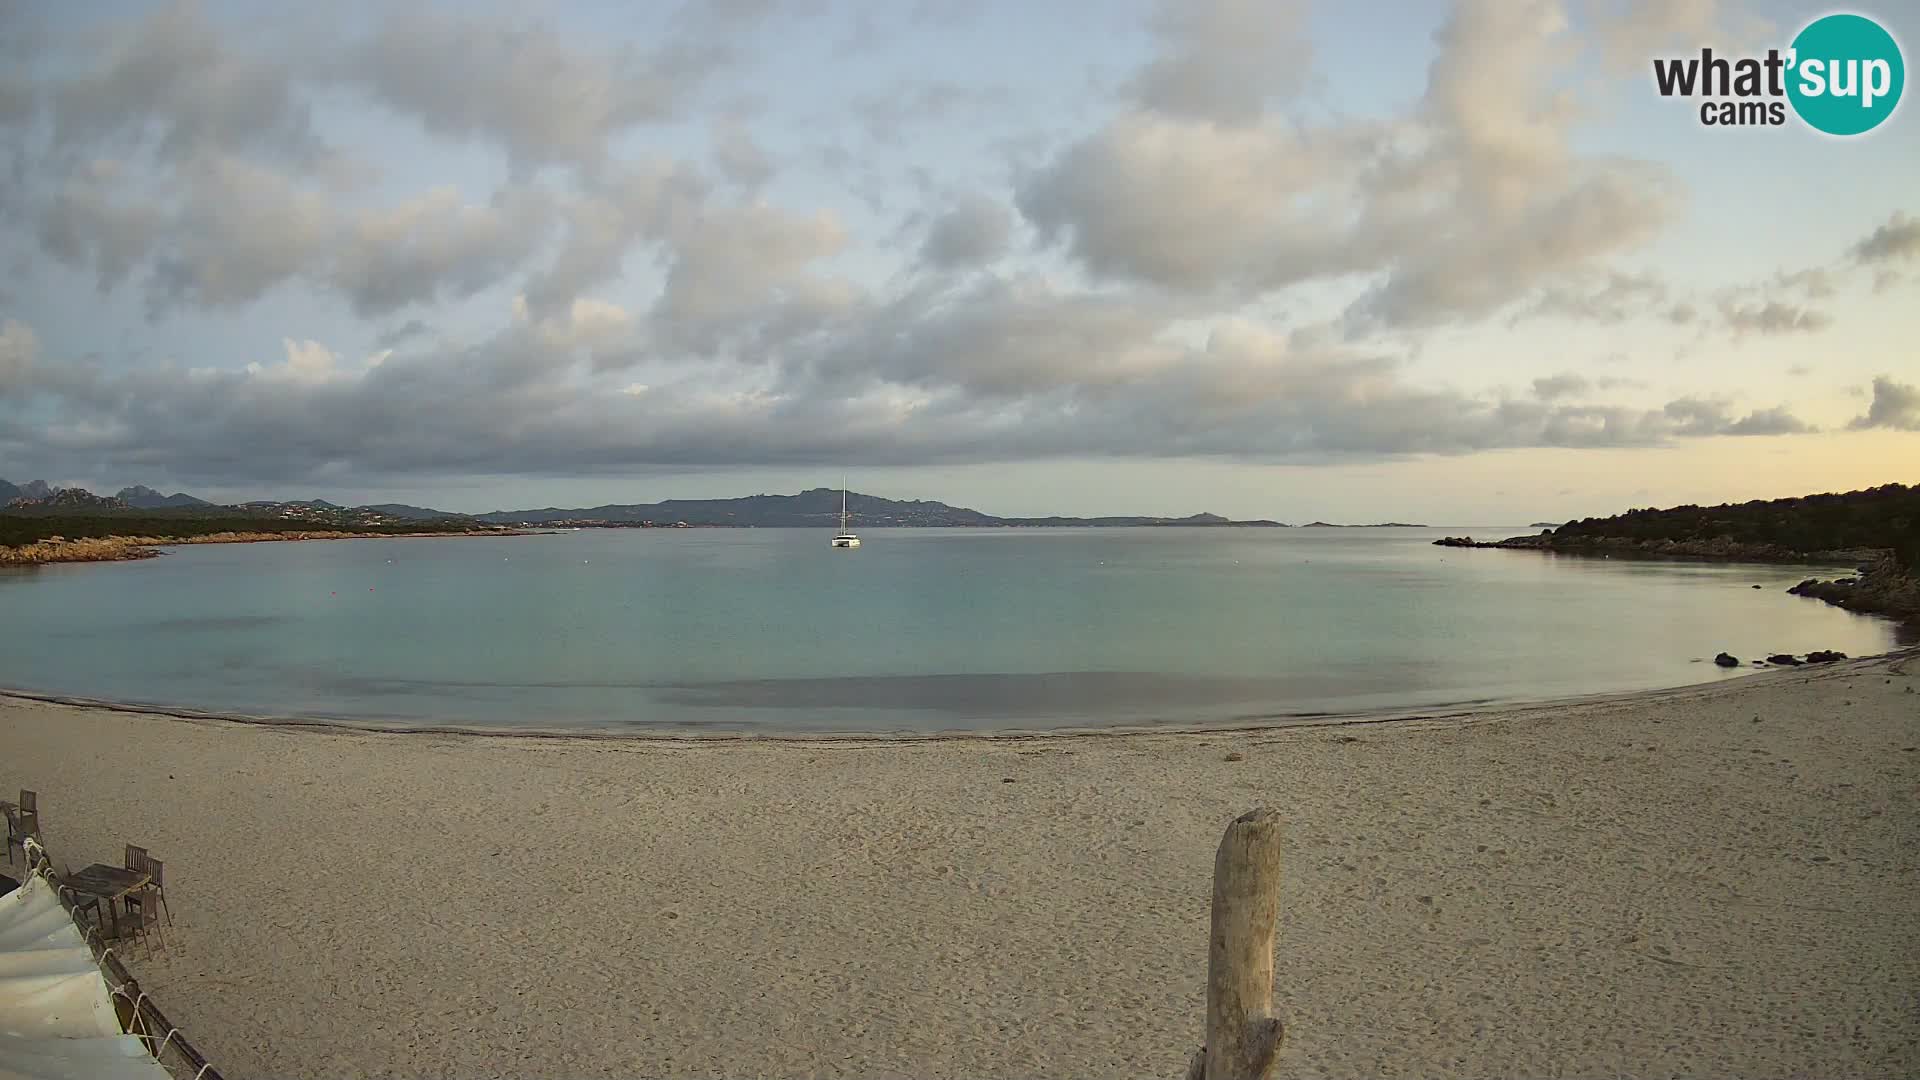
[{"x1": 840, "y1": 477, "x2": 848, "y2": 533}]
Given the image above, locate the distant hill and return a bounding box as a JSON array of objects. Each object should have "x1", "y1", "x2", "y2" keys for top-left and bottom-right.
[
  {"x1": 116, "y1": 485, "x2": 212, "y2": 509},
  {"x1": 1548, "y1": 484, "x2": 1918, "y2": 567},
  {"x1": 0, "y1": 478, "x2": 49, "y2": 503},
  {"x1": 241, "y1": 498, "x2": 343, "y2": 510},
  {"x1": 1442, "y1": 484, "x2": 1918, "y2": 569},
  {"x1": 476, "y1": 488, "x2": 1286, "y2": 528},
  {"x1": 359, "y1": 503, "x2": 467, "y2": 520},
  {"x1": 4, "y1": 481, "x2": 1283, "y2": 529},
  {"x1": 1300, "y1": 521, "x2": 1426, "y2": 528},
  {"x1": 5, "y1": 488, "x2": 128, "y2": 511}
]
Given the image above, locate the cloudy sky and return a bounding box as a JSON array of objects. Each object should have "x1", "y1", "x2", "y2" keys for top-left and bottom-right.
[{"x1": 0, "y1": 0, "x2": 1915, "y2": 521}]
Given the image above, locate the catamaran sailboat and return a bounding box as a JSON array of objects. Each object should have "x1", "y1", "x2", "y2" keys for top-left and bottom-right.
[{"x1": 831, "y1": 482, "x2": 860, "y2": 548}]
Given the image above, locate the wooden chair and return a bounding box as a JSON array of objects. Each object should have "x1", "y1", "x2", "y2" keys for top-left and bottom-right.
[
  {"x1": 3, "y1": 791, "x2": 37, "y2": 866},
  {"x1": 127, "y1": 855, "x2": 172, "y2": 929},
  {"x1": 56, "y1": 861, "x2": 105, "y2": 929}
]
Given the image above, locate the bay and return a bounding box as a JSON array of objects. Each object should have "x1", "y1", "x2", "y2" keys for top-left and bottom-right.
[{"x1": 0, "y1": 527, "x2": 1899, "y2": 734}]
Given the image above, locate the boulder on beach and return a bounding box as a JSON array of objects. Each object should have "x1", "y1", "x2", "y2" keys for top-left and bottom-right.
[
  {"x1": 1805, "y1": 650, "x2": 1849, "y2": 663},
  {"x1": 1766, "y1": 653, "x2": 1804, "y2": 666},
  {"x1": 1713, "y1": 652, "x2": 1740, "y2": 668}
]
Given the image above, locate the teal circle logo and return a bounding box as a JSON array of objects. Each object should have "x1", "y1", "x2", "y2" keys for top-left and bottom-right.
[{"x1": 1787, "y1": 14, "x2": 1904, "y2": 135}]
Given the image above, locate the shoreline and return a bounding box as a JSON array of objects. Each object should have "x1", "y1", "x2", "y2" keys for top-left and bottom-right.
[
  {"x1": 3, "y1": 647, "x2": 1908, "y2": 745},
  {"x1": 0, "y1": 527, "x2": 542, "y2": 566},
  {"x1": 1431, "y1": 537, "x2": 1920, "y2": 625},
  {"x1": 5, "y1": 649, "x2": 1915, "y2": 1078}
]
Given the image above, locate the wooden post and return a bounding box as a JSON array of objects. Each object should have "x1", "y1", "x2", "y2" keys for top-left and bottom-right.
[{"x1": 1185, "y1": 807, "x2": 1284, "y2": 1080}]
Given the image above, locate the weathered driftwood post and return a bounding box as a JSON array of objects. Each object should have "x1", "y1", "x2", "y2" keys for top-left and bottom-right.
[{"x1": 1185, "y1": 807, "x2": 1284, "y2": 1080}]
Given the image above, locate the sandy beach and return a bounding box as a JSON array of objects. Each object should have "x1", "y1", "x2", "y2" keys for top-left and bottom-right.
[{"x1": 4, "y1": 655, "x2": 1917, "y2": 1079}]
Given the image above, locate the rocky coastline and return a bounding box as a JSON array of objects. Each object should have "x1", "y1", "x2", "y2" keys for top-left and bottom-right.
[
  {"x1": 0, "y1": 529, "x2": 532, "y2": 567},
  {"x1": 1432, "y1": 535, "x2": 1919, "y2": 624}
]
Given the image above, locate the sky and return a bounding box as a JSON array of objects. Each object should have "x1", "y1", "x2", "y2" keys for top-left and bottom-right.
[{"x1": 0, "y1": 0, "x2": 1915, "y2": 523}]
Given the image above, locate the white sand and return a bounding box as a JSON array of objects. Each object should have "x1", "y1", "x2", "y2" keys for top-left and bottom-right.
[{"x1": 4, "y1": 654, "x2": 1917, "y2": 1079}]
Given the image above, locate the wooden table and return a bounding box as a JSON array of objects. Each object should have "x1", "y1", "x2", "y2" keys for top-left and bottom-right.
[{"x1": 65, "y1": 864, "x2": 149, "y2": 941}]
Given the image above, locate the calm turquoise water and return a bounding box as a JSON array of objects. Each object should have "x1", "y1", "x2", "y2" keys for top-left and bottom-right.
[{"x1": 0, "y1": 528, "x2": 1901, "y2": 734}]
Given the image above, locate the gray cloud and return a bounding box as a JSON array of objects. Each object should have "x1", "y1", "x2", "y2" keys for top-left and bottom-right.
[
  {"x1": 1848, "y1": 376, "x2": 1920, "y2": 431},
  {"x1": 331, "y1": 188, "x2": 554, "y2": 317},
  {"x1": 37, "y1": 154, "x2": 552, "y2": 318},
  {"x1": 1019, "y1": 114, "x2": 1380, "y2": 293},
  {"x1": 919, "y1": 195, "x2": 1013, "y2": 269},
  {"x1": 518, "y1": 159, "x2": 706, "y2": 317},
  {"x1": 48, "y1": 2, "x2": 322, "y2": 164},
  {"x1": 712, "y1": 122, "x2": 775, "y2": 190},
  {"x1": 1525, "y1": 271, "x2": 1668, "y2": 324},
  {"x1": 1723, "y1": 406, "x2": 1813, "y2": 436},
  {"x1": 342, "y1": 10, "x2": 728, "y2": 171},
  {"x1": 0, "y1": 288, "x2": 1822, "y2": 486},
  {"x1": 1126, "y1": 0, "x2": 1313, "y2": 123},
  {"x1": 1532, "y1": 373, "x2": 1590, "y2": 400},
  {"x1": 1852, "y1": 211, "x2": 1920, "y2": 263},
  {"x1": 1772, "y1": 267, "x2": 1836, "y2": 299},
  {"x1": 652, "y1": 202, "x2": 849, "y2": 353},
  {"x1": 1717, "y1": 300, "x2": 1832, "y2": 336}
]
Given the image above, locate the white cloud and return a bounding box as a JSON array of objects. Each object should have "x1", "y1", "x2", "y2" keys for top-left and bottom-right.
[
  {"x1": 0, "y1": 0, "x2": 1906, "y2": 493},
  {"x1": 1022, "y1": 0, "x2": 1682, "y2": 329},
  {"x1": 244, "y1": 339, "x2": 386, "y2": 385}
]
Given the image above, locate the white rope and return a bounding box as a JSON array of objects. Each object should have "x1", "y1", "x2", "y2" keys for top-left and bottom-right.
[{"x1": 18, "y1": 822, "x2": 220, "y2": 1079}]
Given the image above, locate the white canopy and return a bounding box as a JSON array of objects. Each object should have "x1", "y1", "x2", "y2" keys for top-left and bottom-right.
[{"x1": 0, "y1": 874, "x2": 171, "y2": 1080}]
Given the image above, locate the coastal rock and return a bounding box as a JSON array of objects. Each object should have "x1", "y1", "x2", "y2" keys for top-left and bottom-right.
[
  {"x1": 1766, "y1": 654, "x2": 1804, "y2": 666},
  {"x1": 1804, "y1": 650, "x2": 1849, "y2": 663},
  {"x1": 1433, "y1": 536, "x2": 1476, "y2": 547},
  {"x1": 1713, "y1": 652, "x2": 1740, "y2": 668},
  {"x1": 1784, "y1": 559, "x2": 1920, "y2": 621}
]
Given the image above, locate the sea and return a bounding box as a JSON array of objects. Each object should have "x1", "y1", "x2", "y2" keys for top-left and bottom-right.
[{"x1": 0, "y1": 527, "x2": 1902, "y2": 735}]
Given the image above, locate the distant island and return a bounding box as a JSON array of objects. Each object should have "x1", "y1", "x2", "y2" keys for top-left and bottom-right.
[
  {"x1": 1432, "y1": 484, "x2": 1919, "y2": 622},
  {"x1": 1300, "y1": 521, "x2": 1426, "y2": 528},
  {"x1": 1528, "y1": 522, "x2": 1565, "y2": 528},
  {"x1": 0, "y1": 481, "x2": 1291, "y2": 563},
  {"x1": 1, "y1": 481, "x2": 1286, "y2": 530},
  {"x1": 463, "y1": 489, "x2": 1287, "y2": 529}
]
